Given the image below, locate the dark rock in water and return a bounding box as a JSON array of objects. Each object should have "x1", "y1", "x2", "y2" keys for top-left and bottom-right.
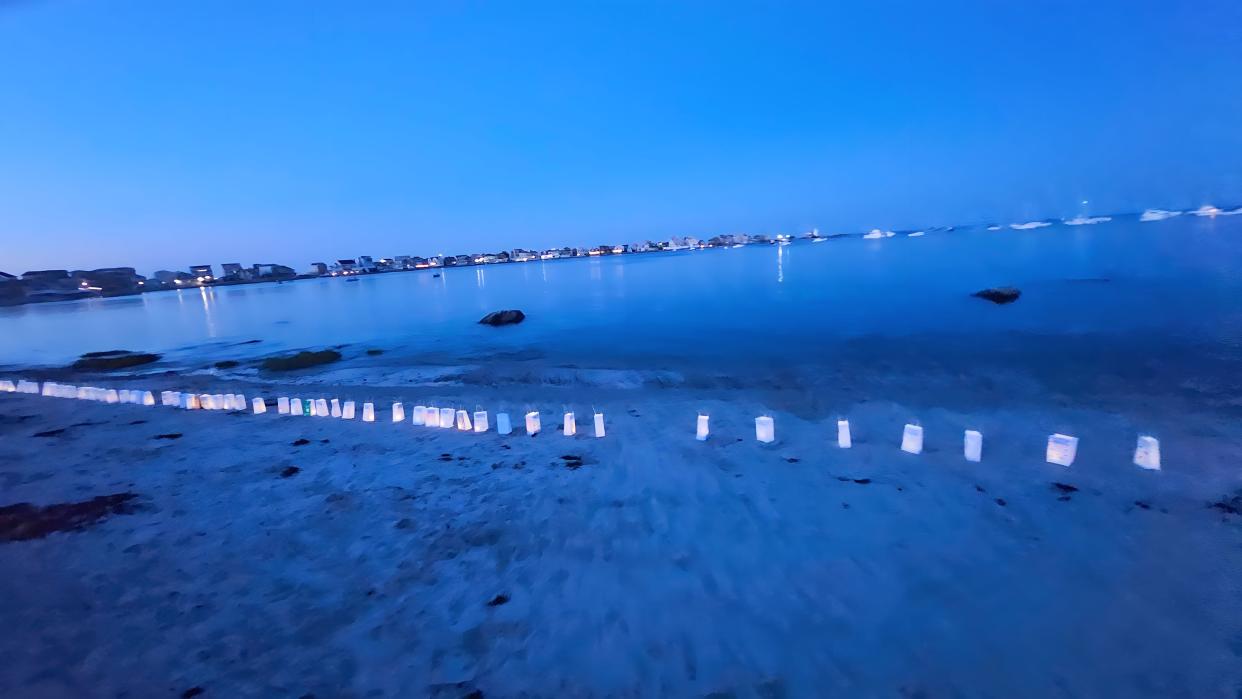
[
  {"x1": 478, "y1": 309, "x2": 526, "y2": 326},
  {"x1": 261, "y1": 349, "x2": 342, "y2": 371},
  {"x1": 0, "y1": 493, "x2": 140, "y2": 541},
  {"x1": 972, "y1": 287, "x2": 1021, "y2": 304},
  {"x1": 72, "y1": 350, "x2": 160, "y2": 371},
  {"x1": 214, "y1": 360, "x2": 240, "y2": 369}
]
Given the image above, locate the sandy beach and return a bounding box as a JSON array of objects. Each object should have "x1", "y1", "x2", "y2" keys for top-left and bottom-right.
[{"x1": 3, "y1": 348, "x2": 1242, "y2": 698}]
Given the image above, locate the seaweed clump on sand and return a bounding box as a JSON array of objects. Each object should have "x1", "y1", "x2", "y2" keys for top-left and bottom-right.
[
  {"x1": 261, "y1": 349, "x2": 342, "y2": 372},
  {"x1": 72, "y1": 350, "x2": 160, "y2": 371},
  {"x1": 0, "y1": 493, "x2": 140, "y2": 541}
]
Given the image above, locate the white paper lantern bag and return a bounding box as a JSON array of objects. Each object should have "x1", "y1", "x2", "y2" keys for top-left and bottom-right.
[
  {"x1": 342, "y1": 401, "x2": 356, "y2": 420},
  {"x1": 525, "y1": 411, "x2": 541, "y2": 436},
  {"x1": 277, "y1": 397, "x2": 290, "y2": 414},
  {"x1": 289, "y1": 398, "x2": 303, "y2": 415},
  {"x1": 455, "y1": 409, "x2": 472, "y2": 431},
  {"x1": 696, "y1": 414, "x2": 709, "y2": 441},
  {"x1": 593, "y1": 412, "x2": 605, "y2": 438},
  {"x1": 473, "y1": 410, "x2": 489, "y2": 433},
  {"x1": 563, "y1": 411, "x2": 576, "y2": 437},
  {"x1": 438, "y1": 407, "x2": 454, "y2": 429},
  {"x1": 901, "y1": 424, "x2": 923, "y2": 454},
  {"x1": 423, "y1": 406, "x2": 439, "y2": 427},
  {"x1": 964, "y1": 430, "x2": 982, "y2": 463},
  {"x1": 252, "y1": 397, "x2": 267, "y2": 414},
  {"x1": 412, "y1": 406, "x2": 426, "y2": 426},
  {"x1": 392, "y1": 402, "x2": 405, "y2": 422},
  {"x1": 1046, "y1": 434, "x2": 1078, "y2": 467},
  {"x1": 330, "y1": 398, "x2": 342, "y2": 418},
  {"x1": 837, "y1": 419, "x2": 852, "y2": 448},
  {"x1": 143, "y1": 391, "x2": 156, "y2": 406},
  {"x1": 314, "y1": 398, "x2": 328, "y2": 416},
  {"x1": 496, "y1": 412, "x2": 512, "y2": 435},
  {"x1": 362, "y1": 402, "x2": 375, "y2": 422},
  {"x1": 1134, "y1": 436, "x2": 1160, "y2": 470},
  {"x1": 755, "y1": 416, "x2": 775, "y2": 443}
]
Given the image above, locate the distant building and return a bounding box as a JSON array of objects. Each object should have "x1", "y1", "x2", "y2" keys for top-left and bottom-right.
[
  {"x1": 410, "y1": 256, "x2": 429, "y2": 268},
  {"x1": 309, "y1": 262, "x2": 328, "y2": 276},
  {"x1": 393, "y1": 256, "x2": 412, "y2": 269},
  {"x1": 189, "y1": 265, "x2": 214, "y2": 283},
  {"x1": 71, "y1": 267, "x2": 144, "y2": 296},
  {"x1": 474, "y1": 253, "x2": 498, "y2": 264},
  {"x1": 512, "y1": 248, "x2": 539, "y2": 262},
  {"x1": 221, "y1": 263, "x2": 244, "y2": 278},
  {"x1": 21, "y1": 270, "x2": 70, "y2": 282},
  {"x1": 427, "y1": 256, "x2": 443, "y2": 267},
  {"x1": 358, "y1": 256, "x2": 377, "y2": 272},
  {"x1": 253, "y1": 263, "x2": 295, "y2": 279},
  {"x1": 496, "y1": 251, "x2": 511, "y2": 262},
  {"x1": 0, "y1": 271, "x2": 24, "y2": 306}
]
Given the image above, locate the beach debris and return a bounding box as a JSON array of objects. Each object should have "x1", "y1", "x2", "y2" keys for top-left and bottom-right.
[
  {"x1": 181, "y1": 686, "x2": 205, "y2": 698},
  {"x1": 474, "y1": 410, "x2": 489, "y2": 433},
  {"x1": 696, "y1": 414, "x2": 710, "y2": 441},
  {"x1": 0, "y1": 492, "x2": 140, "y2": 542},
  {"x1": 456, "y1": 409, "x2": 472, "y2": 431},
  {"x1": 526, "y1": 411, "x2": 541, "y2": 436},
  {"x1": 71, "y1": 350, "x2": 160, "y2": 372},
  {"x1": 424, "y1": 406, "x2": 440, "y2": 427},
  {"x1": 478, "y1": 309, "x2": 526, "y2": 326},
  {"x1": 1046, "y1": 434, "x2": 1078, "y2": 466},
  {"x1": 260, "y1": 349, "x2": 342, "y2": 371},
  {"x1": 964, "y1": 429, "x2": 983, "y2": 462},
  {"x1": 342, "y1": 401, "x2": 356, "y2": 420},
  {"x1": 1134, "y1": 435, "x2": 1160, "y2": 470},
  {"x1": 755, "y1": 416, "x2": 775, "y2": 443},
  {"x1": 593, "y1": 412, "x2": 605, "y2": 438},
  {"x1": 366, "y1": 348, "x2": 384, "y2": 356},
  {"x1": 563, "y1": 411, "x2": 576, "y2": 437},
  {"x1": 392, "y1": 402, "x2": 405, "y2": 423},
  {"x1": 972, "y1": 287, "x2": 1022, "y2": 304},
  {"x1": 837, "y1": 419, "x2": 851, "y2": 448},
  {"x1": 33, "y1": 428, "x2": 67, "y2": 438},
  {"x1": 901, "y1": 423, "x2": 924, "y2": 454},
  {"x1": 277, "y1": 397, "x2": 290, "y2": 414},
  {"x1": 362, "y1": 402, "x2": 375, "y2": 422},
  {"x1": 496, "y1": 412, "x2": 512, "y2": 435},
  {"x1": 438, "y1": 407, "x2": 454, "y2": 429},
  {"x1": 1209, "y1": 490, "x2": 1242, "y2": 515}
]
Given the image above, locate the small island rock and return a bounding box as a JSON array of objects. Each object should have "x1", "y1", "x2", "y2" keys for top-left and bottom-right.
[
  {"x1": 479, "y1": 310, "x2": 526, "y2": 326},
  {"x1": 972, "y1": 287, "x2": 1021, "y2": 304}
]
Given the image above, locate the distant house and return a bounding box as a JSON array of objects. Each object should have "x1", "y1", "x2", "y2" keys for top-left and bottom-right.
[
  {"x1": 189, "y1": 265, "x2": 214, "y2": 283},
  {"x1": 335, "y1": 259, "x2": 357, "y2": 274},
  {"x1": 393, "y1": 256, "x2": 412, "y2": 269},
  {"x1": 453, "y1": 254, "x2": 472, "y2": 266},
  {"x1": 0, "y1": 271, "x2": 24, "y2": 306},
  {"x1": 411, "y1": 256, "x2": 429, "y2": 268},
  {"x1": 427, "y1": 256, "x2": 443, "y2": 267},
  {"x1": 309, "y1": 262, "x2": 328, "y2": 276},
  {"x1": 496, "y1": 251, "x2": 511, "y2": 262},
  {"x1": 511, "y1": 248, "x2": 538, "y2": 262},
  {"x1": 474, "y1": 253, "x2": 498, "y2": 264},
  {"x1": 71, "y1": 267, "x2": 144, "y2": 296},
  {"x1": 358, "y1": 256, "x2": 377, "y2": 272},
  {"x1": 21, "y1": 270, "x2": 70, "y2": 282},
  {"x1": 221, "y1": 263, "x2": 244, "y2": 278},
  {"x1": 253, "y1": 263, "x2": 295, "y2": 279}
]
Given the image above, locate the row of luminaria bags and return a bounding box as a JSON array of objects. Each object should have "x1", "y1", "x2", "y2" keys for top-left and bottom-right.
[{"x1": 2, "y1": 379, "x2": 1162, "y2": 470}]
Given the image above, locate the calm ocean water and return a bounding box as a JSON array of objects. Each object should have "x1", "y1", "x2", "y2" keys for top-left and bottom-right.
[{"x1": 3, "y1": 214, "x2": 1242, "y2": 373}]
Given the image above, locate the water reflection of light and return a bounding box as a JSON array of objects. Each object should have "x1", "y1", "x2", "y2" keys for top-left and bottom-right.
[
  {"x1": 777, "y1": 244, "x2": 784, "y2": 283},
  {"x1": 199, "y1": 285, "x2": 218, "y2": 337},
  {"x1": 476, "y1": 268, "x2": 485, "y2": 288}
]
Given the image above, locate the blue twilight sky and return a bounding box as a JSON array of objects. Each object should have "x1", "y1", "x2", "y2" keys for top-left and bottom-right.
[{"x1": 1, "y1": 0, "x2": 1240, "y2": 274}]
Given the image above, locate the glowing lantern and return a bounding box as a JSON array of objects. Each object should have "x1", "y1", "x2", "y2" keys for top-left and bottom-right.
[
  {"x1": 593, "y1": 412, "x2": 605, "y2": 438},
  {"x1": 182, "y1": 393, "x2": 200, "y2": 410},
  {"x1": 964, "y1": 430, "x2": 982, "y2": 462},
  {"x1": 392, "y1": 402, "x2": 405, "y2": 422},
  {"x1": 251, "y1": 397, "x2": 267, "y2": 414},
  {"x1": 563, "y1": 411, "x2": 576, "y2": 437},
  {"x1": 755, "y1": 416, "x2": 775, "y2": 443},
  {"x1": 330, "y1": 398, "x2": 341, "y2": 418},
  {"x1": 212, "y1": 394, "x2": 226, "y2": 410},
  {"x1": 342, "y1": 401, "x2": 356, "y2": 419},
  {"x1": 311, "y1": 398, "x2": 325, "y2": 416},
  {"x1": 142, "y1": 391, "x2": 156, "y2": 406},
  {"x1": 525, "y1": 411, "x2": 541, "y2": 436},
  {"x1": 289, "y1": 398, "x2": 303, "y2": 415},
  {"x1": 496, "y1": 412, "x2": 512, "y2": 435},
  {"x1": 1134, "y1": 436, "x2": 1160, "y2": 470},
  {"x1": 473, "y1": 410, "x2": 489, "y2": 433},
  {"x1": 696, "y1": 414, "x2": 709, "y2": 441},
  {"x1": 106, "y1": 390, "x2": 119, "y2": 404},
  {"x1": 277, "y1": 397, "x2": 290, "y2": 414},
  {"x1": 362, "y1": 402, "x2": 375, "y2": 422},
  {"x1": 455, "y1": 409, "x2": 472, "y2": 431},
  {"x1": 0, "y1": 380, "x2": 14, "y2": 392},
  {"x1": 423, "y1": 406, "x2": 440, "y2": 427},
  {"x1": 438, "y1": 407, "x2": 454, "y2": 428},
  {"x1": 412, "y1": 406, "x2": 426, "y2": 426},
  {"x1": 1046, "y1": 434, "x2": 1078, "y2": 467},
  {"x1": 837, "y1": 419, "x2": 852, "y2": 448},
  {"x1": 901, "y1": 424, "x2": 923, "y2": 454}
]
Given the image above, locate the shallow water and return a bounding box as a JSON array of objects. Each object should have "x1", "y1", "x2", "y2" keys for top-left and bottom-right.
[{"x1": 3, "y1": 214, "x2": 1241, "y2": 373}]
